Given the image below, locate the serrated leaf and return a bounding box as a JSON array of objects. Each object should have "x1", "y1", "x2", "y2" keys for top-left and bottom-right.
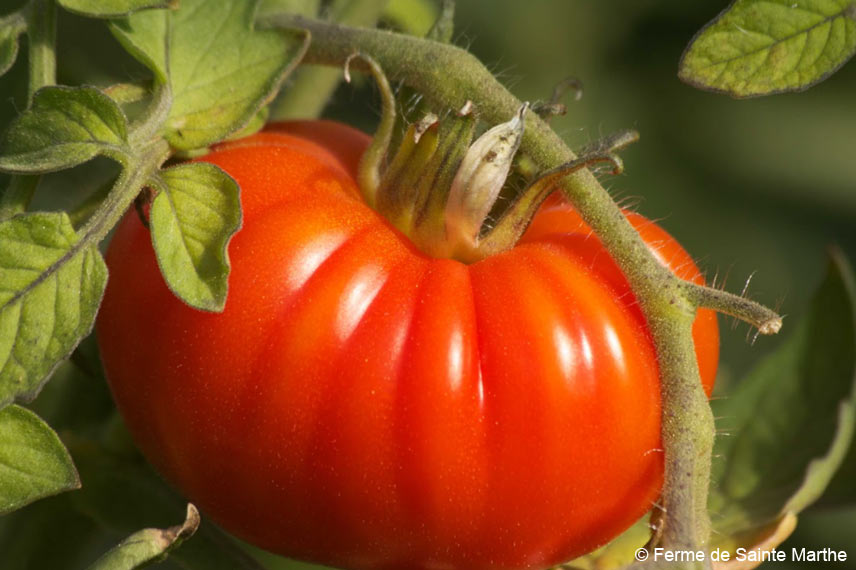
[
  {"x1": 709, "y1": 249, "x2": 856, "y2": 546},
  {"x1": 0, "y1": 11, "x2": 26, "y2": 78},
  {"x1": 0, "y1": 212, "x2": 107, "y2": 407},
  {"x1": 85, "y1": 503, "x2": 200, "y2": 570},
  {"x1": 59, "y1": 0, "x2": 172, "y2": 18},
  {"x1": 679, "y1": 0, "x2": 856, "y2": 97},
  {"x1": 0, "y1": 86, "x2": 130, "y2": 174},
  {"x1": 149, "y1": 162, "x2": 241, "y2": 312},
  {"x1": 0, "y1": 405, "x2": 79, "y2": 514},
  {"x1": 110, "y1": 0, "x2": 309, "y2": 150}
]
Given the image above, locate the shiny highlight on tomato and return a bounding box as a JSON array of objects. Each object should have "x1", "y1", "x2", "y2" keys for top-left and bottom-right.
[{"x1": 97, "y1": 121, "x2": 718, "y2": 570}]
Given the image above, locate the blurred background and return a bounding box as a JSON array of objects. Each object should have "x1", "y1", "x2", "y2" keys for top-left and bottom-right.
[{"x1": 0, "y1": 0, "x2": 853, "y2": 568}]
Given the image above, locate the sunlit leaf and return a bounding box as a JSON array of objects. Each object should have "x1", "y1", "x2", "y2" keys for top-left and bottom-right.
[
  {"x1": 680, "y1": 0, "x2": 856, "y2": 97},
  {"x1": 110, "y1": 0, "x2": 309, "y2": 150},
  {"x1": 0, "y1": 212, "x2": 107, "y2": 407},
  {"x1": 0, "y1": 86, "x2": 130, "y2": 174},
  {"x1": 149, "y1": 162, "x2": 241, "y2": 312}
]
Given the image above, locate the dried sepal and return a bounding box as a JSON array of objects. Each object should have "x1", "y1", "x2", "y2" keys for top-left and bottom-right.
[{"x1": 443, "y1": 103, "x2": 528, "y2": 259}]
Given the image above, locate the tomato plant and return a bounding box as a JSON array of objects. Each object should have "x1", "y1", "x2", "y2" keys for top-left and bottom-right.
[
  {"x1": 5, "y1": 1, "x2": 856, "y2": 569},
  {"x1": 97, "y1": 121, "x2": 718, "y2": 570}
]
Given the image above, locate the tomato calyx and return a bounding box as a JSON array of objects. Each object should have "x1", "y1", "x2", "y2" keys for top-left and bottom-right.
[{"x1": 348, "y1": 53, "x2": 639, "y2": 263}]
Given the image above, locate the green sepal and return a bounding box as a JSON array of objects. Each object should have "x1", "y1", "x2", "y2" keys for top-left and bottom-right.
[
  {"x1": 0, "y1": 86, "x2": 130, "y2": 174},
  {"x1": 680, "y1": 0, "x2": 856, "y2": 97},
  {"x1": 109, "y1": 0, "x2": 309, "y2": 151},
  {"x1": 0, "y1": 405, "x2": 80, "y2": 515},
  {"x1": 0, "y1": 212, "x2": 107, "y2": 407},
  {"x1": 708, "y1": 248, "x2": 856, "y2": 549},
  {"x1": 149, "y1": 162, "x2": 241, "y2": 312}
]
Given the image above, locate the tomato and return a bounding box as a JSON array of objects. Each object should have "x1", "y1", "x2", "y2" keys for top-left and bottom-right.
[{"x1": 96, "y1": 120, "x2": 718, "y2": 570}]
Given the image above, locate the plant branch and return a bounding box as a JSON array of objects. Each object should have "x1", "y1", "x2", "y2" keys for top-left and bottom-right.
[
  {"x1": 260, "y1": 14, "x2": 782, "y2": 561},
  {"x1": 77, "y1": 140, "x2": 169, "y2": 247},
  {"x1": 683, "y1": 282, "x2": 783, "y2": 335},
  {"x1": 25, "y1": 0, "x2": 56, "y2": 105}
]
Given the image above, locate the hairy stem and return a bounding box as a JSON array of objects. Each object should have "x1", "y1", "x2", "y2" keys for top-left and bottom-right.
[
  {"x1": 78, "y1": 141, "x2": 169, "y2": 247},
  {"x1": 26, "y1": 0, "x2": 56, "y2": 105},
  {"x1": 260, "y1": 14, "x2": 782, "y2": 559},
  {"x1": 683, "y1": 282, "x2": 783, "y2": 335}
]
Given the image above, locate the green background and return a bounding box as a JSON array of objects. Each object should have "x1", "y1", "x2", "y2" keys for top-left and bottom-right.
[{"x1": 0, "y1": 0, "x2": 854, "y2": 568}]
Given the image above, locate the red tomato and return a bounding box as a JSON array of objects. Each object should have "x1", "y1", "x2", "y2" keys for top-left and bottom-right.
[{"x1": 97, "y1": 121, "x2": 718, "y2": 570}]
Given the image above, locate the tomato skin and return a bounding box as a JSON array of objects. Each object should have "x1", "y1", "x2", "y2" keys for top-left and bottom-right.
[{"x1": 97, "y1": 122, "x2": 718, "y2": 570}]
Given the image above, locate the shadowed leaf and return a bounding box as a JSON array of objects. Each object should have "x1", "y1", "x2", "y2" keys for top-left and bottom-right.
[{"x1": 708, "y1": 249, "x2": 856, "y2": 551}]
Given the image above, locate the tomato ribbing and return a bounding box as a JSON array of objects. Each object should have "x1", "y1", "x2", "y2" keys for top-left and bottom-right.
[{"x1": 97, "y1": 121, "x2": 718, "y2": 570}]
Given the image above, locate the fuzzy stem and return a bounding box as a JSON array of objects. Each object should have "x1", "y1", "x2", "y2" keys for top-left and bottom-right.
[
  {"x1": 260, "y1": 14, "x2": 781, "y2": 561},
  {"x1": 26, "y1": 0, "x2": 56, "y2": 105},
  {"x1": 77, "y1": 140, "x2": 169, "y2": 245},
  {"x1": 683, "y1": 283, "x2": 783, "y2": 335}
]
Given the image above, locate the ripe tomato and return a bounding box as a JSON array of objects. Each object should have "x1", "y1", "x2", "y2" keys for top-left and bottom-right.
[{"x1": 97, "y1": 120, "x2": 718, "y2": 570}]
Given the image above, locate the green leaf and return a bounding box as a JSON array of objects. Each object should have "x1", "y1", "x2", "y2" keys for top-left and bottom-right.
[
  {"x1": 0, "y1": 212, "x2": 107, "y2": 407},
  {"x1": 225, "y1": 105, "x2": 269, "y2": 142},
  {"x1": 709, "y1": 248, "x2": 856, "y2": 545},
  {"x1": 59, "y1": 0, "x2": 172, "y2": 18},
  {"x1": 679, "y1": 0, "x2": 856, "y2": 97},
  {"x1": 110, "y1": 0, "x2": 309, "y2": 150},
  {"x1": 0, "y1": 86, "x2": 130, "y2": 174},
  {"x1": 149, "y1": 163, "x2": 241, "y2": 312},
  {"x1": 0, "y1": 11, "x2": 26, "y2": 78},
  {"x1": 0, "y1": 405, "x2": 79, "y2": 514},
  {"x1": 109, "y1": 8, "x2": 167, "y2": 83},
  {"x1": 85, "y1": 503, "x2": 200, "y2": 570}
]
